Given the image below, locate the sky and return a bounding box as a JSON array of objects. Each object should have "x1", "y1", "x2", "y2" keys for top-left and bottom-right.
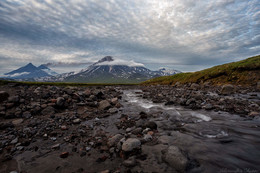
[{"x1": 0, "y1": 0, "x2": 259, "y2": 74}]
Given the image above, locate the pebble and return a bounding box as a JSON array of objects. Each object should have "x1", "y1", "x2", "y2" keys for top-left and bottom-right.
[{"x1": 60, "y1": 152, "x2": 69, "y2": 158}]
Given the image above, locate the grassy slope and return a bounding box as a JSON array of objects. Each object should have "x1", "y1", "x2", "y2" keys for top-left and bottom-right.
[{"x1": 143, "y1": 55, "x2": 260, "y2": 86}]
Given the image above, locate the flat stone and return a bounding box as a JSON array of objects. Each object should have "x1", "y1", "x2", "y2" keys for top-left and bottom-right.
[
  {"x1": 12, "y1": 119, "x2": 24, "y2": 125},
  {"x1": 72, "y1": 118, "x2": 81, "y2": 124},
  {"x1": 248, "y1": 111, "x2": 260, "y2": 117}
]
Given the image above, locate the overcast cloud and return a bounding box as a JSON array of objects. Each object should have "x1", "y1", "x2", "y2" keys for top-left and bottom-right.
[{"x1": 0, "y1": 0, "x2": 259, "y2": 74}]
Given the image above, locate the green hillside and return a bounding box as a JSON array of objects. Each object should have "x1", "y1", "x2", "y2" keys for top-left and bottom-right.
[{"x1": 143, "y1": 55, "x2": 260, "y2": 86}]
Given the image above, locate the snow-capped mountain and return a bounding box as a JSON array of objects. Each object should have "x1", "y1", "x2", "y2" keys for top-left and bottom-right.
[
  {"x1": 155, "y1": 67, "x2": 181, "y2": 76},
  {"x1": 59, "y1": 56, "x2": 181, "y2": 83},
  {"x1": 3, "y1": 63, "x2": 58, "y2": 80}
]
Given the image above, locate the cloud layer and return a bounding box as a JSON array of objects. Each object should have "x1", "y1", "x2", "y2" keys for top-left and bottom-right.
[{"x1": 0, "y1": 0, "x2": 259, "y2": 74}]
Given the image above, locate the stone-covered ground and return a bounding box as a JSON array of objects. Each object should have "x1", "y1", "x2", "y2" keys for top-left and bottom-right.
[{"x1": 0, "y1": 83, "x2": 259, "y2": 173}]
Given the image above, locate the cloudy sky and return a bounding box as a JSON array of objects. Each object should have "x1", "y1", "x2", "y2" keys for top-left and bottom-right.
[{"x1": 0, "y1": 0, "x2": 259, "y2": 74}]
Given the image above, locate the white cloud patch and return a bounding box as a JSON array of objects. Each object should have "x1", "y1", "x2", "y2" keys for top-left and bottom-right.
[{"x1": 97, "y1": 58, "x2": 144, "y2": 67}]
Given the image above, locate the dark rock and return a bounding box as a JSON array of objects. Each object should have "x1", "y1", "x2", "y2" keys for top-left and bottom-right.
[
  {"x1": 220, "y1": 84, "x2": 235, "y2": 95},
  {"x1": 22, "y1": 111, "x2": 32, "y2": 119},
  {"x1": 96, "y1": 155, "x2": 108, "y2": 163},
  {"x1": 0, "y1": 91, "x2": 9, "y2": 102},
  {"x1": 0, "y1": 122, "x2": 14, "y2": 130},
  {"x1": 165, "y1": 101, "x2": 174, "y2": 106},
  {"x1": 144, "y1": 121, "x2": 157, "y2": 130},
  {"x1": 139, "y1": 111, "x2": 147, "y2": 119},
  {"x1": 80, "y1": 151, "x2": 86, "y2": 157},
  {"x1": 56, "y1": 97, "x2": 65, "y2": 107}
]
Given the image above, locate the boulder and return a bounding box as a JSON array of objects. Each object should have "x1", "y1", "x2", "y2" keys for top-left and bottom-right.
[
  {"x1": 122, "y1": 138, "x2": 141, "y2": 152},
  {"x1": 107, "y1": 134, "x2": 124, "y2": 147},
  {"x1": 98, "y1": 100, "x2": 111, "y2": 110},
  {"x1": 162, "y1": 146, "x2": 188, "y2": 172},
  {"x1": 220, "y1": 84, "x2": 235, "y2": 95},
  {"x1": 56, "y1": 97, "x2": 65, "y2": 107},
  {"x1": 0, "y1": 91, "x2": 9, "y2": 102},
  {"x1": 144, "y1": 121, "x2": 157, "y2": 130}
]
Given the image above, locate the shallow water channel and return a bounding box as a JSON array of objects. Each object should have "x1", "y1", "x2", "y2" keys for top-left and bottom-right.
[{"x1": 122, "y1": 89, "x2": 260, "y2": 172}]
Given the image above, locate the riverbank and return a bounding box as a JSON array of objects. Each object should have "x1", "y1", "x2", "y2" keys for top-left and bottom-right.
[{"x1": 0, "y1": 84, "x2": 259, "y2": 173}]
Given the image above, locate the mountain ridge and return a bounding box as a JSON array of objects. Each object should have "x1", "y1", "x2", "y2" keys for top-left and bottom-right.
[{"x1": 3, "y1": 63, "x2": 57, "y2": 80}]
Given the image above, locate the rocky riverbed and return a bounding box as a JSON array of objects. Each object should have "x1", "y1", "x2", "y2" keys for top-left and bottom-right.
[{"x1": 0, "y1": 83, "x2": 259, "y2": 173}]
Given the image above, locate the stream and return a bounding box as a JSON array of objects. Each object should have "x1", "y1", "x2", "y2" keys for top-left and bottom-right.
[{"x1": 121, "y1": 89, "x2": 260, "y2": 172}]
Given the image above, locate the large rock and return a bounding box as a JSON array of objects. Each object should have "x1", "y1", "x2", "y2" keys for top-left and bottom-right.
[
  {"x1": 144, "y1": 121, "x2": 157, "y2": 130},
  {"x1": 220, "y1": 84, "x2": 235, "y2": 95},
  {"x1": 162, "y1": 146, "x2": 188, "y2": 172},
  {"x1": 98, "y1": 100, "x2": 111, "y2": 110},
  {"x1": 122, "y1": 138, "x2": 141, "y2": 152},
  {"x1": 0, "y1": 91, "x2": 9, "y2": 102},
  {"x1": 108, "y1": 134, "x2": 124, "y2": 147},
  {"x1": 56, "y1": 97, "x2": 65, "y2": 107}
]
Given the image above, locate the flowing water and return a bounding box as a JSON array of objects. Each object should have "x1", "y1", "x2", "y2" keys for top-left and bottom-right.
[{"x1": 122, "y1": 89, "x2": 260, "y2": 172}]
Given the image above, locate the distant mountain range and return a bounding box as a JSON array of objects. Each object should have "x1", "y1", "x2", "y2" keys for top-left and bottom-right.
[
  {"x1": 2, "y1": 56, "x2": 181, "y2": 83},
  {"x1": 3, "y1": 63, "x2": 57, "y2": 80}
]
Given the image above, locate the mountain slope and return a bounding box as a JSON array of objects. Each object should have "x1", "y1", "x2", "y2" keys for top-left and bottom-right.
[
  {"x1": 143, "y1": 55, "x2": 260, "y2": 86},
  {"x1": 4, "y1": 63, "x2": 57, "y2": 80},
  {"x1": 38, "y1": 65, "x2": 58, "y2": 76},
  {"x1": 63, "y1": 56, "x2": 180, "y2": 83}
]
